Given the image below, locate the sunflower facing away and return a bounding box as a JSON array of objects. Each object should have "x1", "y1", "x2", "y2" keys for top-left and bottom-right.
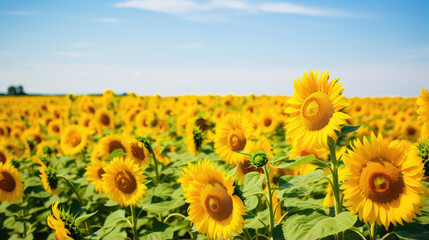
[
  {"x1": 285, "y1": 70, "x2": 350, "y2": 147},
  {"x1": 103, "y1": 156, "x2": 147, "y2": 206},
  {"x1": 127, "y1": 137, "x2": 150, "y2": 167},
  {"x1": 47, "y1": 201, "x2": 84, "y2": 240},
  {"x1": 178, "y1": 159, "x2": 245, "y2": 240},
  {"x1": 86, "y1": 160, "x2": 107, "y2": 194},
  {"x1": 214, "y1": 113, "x2": 254, "y2": 165},
  {"x1": 60, "y1": 125, "x2": 90, "y2": 156},
  {"x1": 417, "y1": 88, "x2": 429, "y2": 138},
  {"x1": 0, "y1": 162, "x2": 24, "y2": 203},
  {"x1": 185, "y1": 123, "x2": 204, "y2": 156},
  {"x1": 39, "y1": 164, "x2": 59, "y2": 195},
  {"x1": 342, "y1": 133, "x2": 426, "y2": 229}
]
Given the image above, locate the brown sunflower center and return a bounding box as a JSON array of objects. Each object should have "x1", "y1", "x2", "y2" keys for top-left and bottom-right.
[
  {"x1": 69, "y1": 133, "x2": 82, "y2": 147},
  {"x1": 131, "y1": 142, "x2": 146, "y2": 162},
  {"x1": 228, "y1": 130, "x2": 246, "y2": 151},
  {"x1": 406, "y1": 126, "x2": 416, "y2": 136},
  {"x1": 264, "y1": 118, "x2": 272, "y2": 127},
  {"x1": 0, "y1": 152, "x2": 6, "y2": 164},
  {"x1": 97, "y1": 168, "x2": 105, "y2": 179},
  {"x1": 108, "y1": 140, "x2": 126, "y2": 154},
  {"x1": 114, "y1": 171, "x2": 137, "y2": 194},
  {"x1": 359, "y1": 159, "x2": 404, "y2": 203},
  {"x1": 201, "y1": 182, "x2": 233, "y2": 221},
  {"x1": 0, "y1": 171, "x2": 16, "y2": 192},
  {"x1": 301, "y1": 92, "x2": 334, "y2": 131},
  {"x1": 52, "y1": 125, "x2": 60, "y2": 133},
  {"x1": 100, "y1": 114, "x2": 111, "y2": 126}
]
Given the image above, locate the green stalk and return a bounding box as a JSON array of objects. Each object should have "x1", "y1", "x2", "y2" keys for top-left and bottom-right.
[
  {"x1": 58, "y1": 175, "x2": 90, "y2": 235},
  {"x1": 130, "y1": 205, "x2": 138, "y2": 240},
  {"x1": 148, "y1": 148, "x2": 160, "y2": 184},
  {"x1": 328, "y1": 138, "x2": 343, "y2": 240},
  {"x1": 369, "y1": 223, "x2": 377, "y2": 240},
  {"x1": 263, "y1": 165, "x2": 275, "y2": 237}
]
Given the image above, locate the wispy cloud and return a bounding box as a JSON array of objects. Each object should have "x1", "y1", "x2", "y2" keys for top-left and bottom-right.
[
  {"x1": 96, "y1": 17, "x2": 123, "y2": 23},
  {"x1": 4, "y1": 11, "x2": 35, "y2": 16},
  {"x1": 115, "y1": 0, "x2": 354, "y2": 18},
  {"x1": 54, "y1": 51, "x2": 85, "y2": 58},
  {"x1": 171, "y1": 42, "x2": 205, "y2": 48}
]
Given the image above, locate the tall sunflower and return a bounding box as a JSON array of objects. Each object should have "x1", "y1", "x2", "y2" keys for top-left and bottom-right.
[
  {"x1": 60, "y1": 125, "x2": 90, "y2": 156},
  {"x1": 214, "y1": 114, "x2": 255, "y2": 165},
  {"x1": 179, "y1": 159, "x2": 245, "y2": 240},
  {"x1": 103, "y1": 156, "x2": 147, "y2": 206},
  {"x1": 342, "y1": 133, "x2": 426, "y2": 229},
  {"x1": 285, "y1": 70, "x2": 350, "y2": 147},
  {"x1": 98, "y1": 134, "x2": 127, "y2": 158},
  {"x1": 417, "y1": 88, "x2": 429, "y2": 138},
  {"x1": 0, "y1": 162, "x2": 24, "y2": 202},
  {"x1": 86, "y1": 160, "x2": 107, "y2": 194}
]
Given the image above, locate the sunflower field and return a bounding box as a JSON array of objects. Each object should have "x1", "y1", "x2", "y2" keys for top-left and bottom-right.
[{"x1": 1, "y1": 70, "x2": 429, "y2": 240}]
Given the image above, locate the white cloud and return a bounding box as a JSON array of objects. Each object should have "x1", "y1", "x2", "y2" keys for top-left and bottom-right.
[
  {"x1": 54, "y1": 52, "x2": 85, "y2": 58},
  {"x1": 170, "y1": 42, "x2": 205, "y2": 48},
  {"x1": 96, "y1": 18, "x2": 123, "y2": 23},
  {"x1": 114, "y1": 0, "x2": 353, "y2": 18},
  {"x1": 4, "y1": 11, "x2": 35, "y2": 16},
  {"x1": 71, "y1": 42, "x2": 90, "y2": 48}
]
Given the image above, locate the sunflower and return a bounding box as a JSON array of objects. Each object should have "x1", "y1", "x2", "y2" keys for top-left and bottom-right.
[
  {"x1": 342, "y1": 133, "x2": 426, "y2": 229},
  {"x1": 60, "y1": 125, "x2": 90, "y2": 156},
  {"x1": 47, "y1": 201, "x2": 84, "y2": 240},
  {"x1": 127, "y1": 137, "x2": 150, "y2": 167},
  {"x1": 0, "y1": 148, "x2": 10, "y2": 165},
  {"x1": 0, "y1": 162, "x2": 24, "y2": 202},
  {"x1": 95, "y1": 108, "x2": 114, "y2": 132},
  {"x1": 185, "y1": 123, "x2": 203, "y2": 156},
  {"x1": 103, "y1": 156, "x2": 147, "y2": 206},
  {"x1": 47, "y1": 119, "x2": 63, "y2": 137},
  {"x1": 86, "y1": 160, "x2": 107, "y2": 194},
  {"x1": 214, "y1": 113, "x2": 255, "y2": 165},
  {"x1": 178, "y1": 159, "x2": 245, "y2": 240},
  {"x1": 98, "y1": 134, "x2": 127, "y2": 158},
  {"x1": 284, "y1": 70, "x2": 350, "y2": 147},
  {"x1": 39, "y1": 164, "x2": 59, "y2": 195},
  {"x1": 417, "y1": 88, "x2": 429, "y2": 138}
]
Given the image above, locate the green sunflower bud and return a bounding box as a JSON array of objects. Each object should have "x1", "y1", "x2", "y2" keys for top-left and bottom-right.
[
  {"x1": 250, "y1": 151, "x2": 268, "y2": 168},
  {"x1": 418, "y1": 140, "x2": 429, "y2": 176}
]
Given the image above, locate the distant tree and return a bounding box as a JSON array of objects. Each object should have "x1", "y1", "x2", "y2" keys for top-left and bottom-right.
[
  {"x1": 7, "y1": 86, "x2": 16, "y2": 95},
  {"x1": 16, "y1": 85, "x2": 25, "y2": 95}
]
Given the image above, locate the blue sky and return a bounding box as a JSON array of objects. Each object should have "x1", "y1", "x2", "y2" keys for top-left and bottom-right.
[{"x1": 0, "y1": 0, "x2": 428, "y2": 96}]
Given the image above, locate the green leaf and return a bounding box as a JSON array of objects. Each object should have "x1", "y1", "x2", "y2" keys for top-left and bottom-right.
[
  {"x1": 244, "y1": 195, "x2": 258, "y2": 211},
  {"x1": 233, "y1": 151, "x2": 251, "y2": 157},
  {"x1": 270, "y1": 153, "x2": 289, "y2": 165},
  {"x1": 282, "y1": 211, "x2": 357, "y2": 240},
  {"x1": 273, "y1": 225, "x2": 285, "y2": 240},
  {"x1": 105, "y1": 149, "x2": 125, "y2": 162},
  {"x1": 94, "y1": 210, "x2": 127, "y2": 239},
  {"x1": 393, "y1": 221, "x2": 429, "y2": 240},
  {"x1": 141, "y1": 220, "x2": 174, "y2": 240},
  {"x1": 272, "y1": 155, "x2": 328, "y2": 169},
  {"x1": 242, "y1": 172, "x2": 264, "y2": 198},
  {"x1": 75, "y1": 210, "x2": 98, "y2": 227},
  {"x1": 340, "y1": 125, "x2": 361, "y2": 135},
  {"x1": 278, "y1": 169, "x2": 325, "y2": 191}
]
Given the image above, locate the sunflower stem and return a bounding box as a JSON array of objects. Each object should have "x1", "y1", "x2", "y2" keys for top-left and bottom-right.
[
  {"x1": 263, "y1": 165, "x2": 275, "y2": 237},
  {"x1": 130, "y1": 205, "x2": 138, "y2": 240},
  {"x1": 149, "y1": 148, "x2": 160, "y2": 184},
  {"x1": 57, "y1": 175, "x2": 90, "y2": 235},
  {"x1": 81, "y1": 150, "x2": 86, "y2": 162},
  {"x1": 369, "y1": 223, "x2": 377, "y2": 240},
  {"x1": 328, "y1": 137, "x2": 344, "y2": 240},
  {"x1": 243, "y1": 228, "x2": 252, "y2": 240}
]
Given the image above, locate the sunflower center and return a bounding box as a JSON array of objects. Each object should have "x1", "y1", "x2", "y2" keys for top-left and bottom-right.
[
  {"x1": 264, "y1": 118, "x2": 272, "y2": 127},
  {"x1": 301, "y1": 92, "x2": 334, "y2": 131},
  {"x1": 52, "y1": 125, "x2": 60, "y2": 133},
  {"x1": 108, "y1": 140, "x2": 126, "y2": 154},
  {"x1": 131, "y1": 143, "x2": 145, "y2": 162},
  {"x1": 114, "y1": 171, "x2": 137, "y2": 194},
  {"x1": 359, "y1": 159, "x2": 404, "y2": 203},
  {"x1": 201, "y1": 182, "x2": 233, "y2": 221},
  {"x1": 97, "y1": 168, "x2": 105, "y2": 179},
  {"x1": 0, "y1": 152, "x2": 6, "y2": 164},
  {"x1": 69, "y1": 133, "x2": 82, "y2": 147},
  {"x1": 0, "y1": 172, "x2": 16, "y2": 192},
  {"x1": 100, "y1": 114, "x2": 110, "y2": 126},
  {"x1": 228, "y1": 130, "x2": 246, "y2": 151}
]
